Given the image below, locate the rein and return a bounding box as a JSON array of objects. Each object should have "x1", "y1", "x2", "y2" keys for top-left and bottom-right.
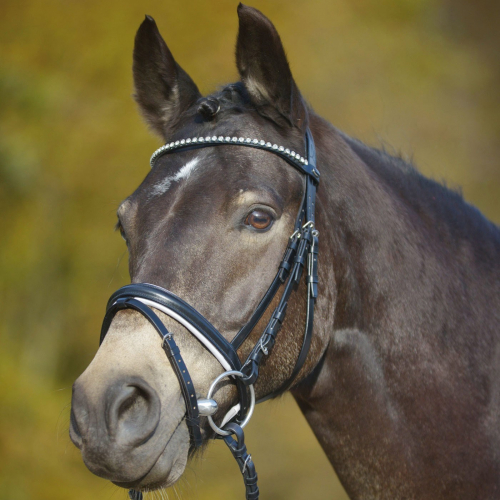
[{"x1": 100, "y1": 129, "x2": 320, "y2": 500}]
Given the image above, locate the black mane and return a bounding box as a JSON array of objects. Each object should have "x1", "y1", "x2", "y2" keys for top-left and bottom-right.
[{"x1": 344, "y1": 134, "x2": 500, "y2": 260}]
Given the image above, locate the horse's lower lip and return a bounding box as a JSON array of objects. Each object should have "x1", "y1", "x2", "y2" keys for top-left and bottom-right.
[{"x1": 111, "y1": 416, "x2": 185, "y2": 490}]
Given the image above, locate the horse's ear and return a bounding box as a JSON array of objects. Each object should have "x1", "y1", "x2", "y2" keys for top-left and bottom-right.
[
  {"x1": 236, "y1": 4, "x2": 307, "y2": 131},
  {"x1": 133, "y1": 16, "x2": 201, "y2": 139}
]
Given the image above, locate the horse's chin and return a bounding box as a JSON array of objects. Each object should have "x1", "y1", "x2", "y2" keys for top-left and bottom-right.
[{"x1": 111, "y1": 421, "x2": 190, "y2": 491}]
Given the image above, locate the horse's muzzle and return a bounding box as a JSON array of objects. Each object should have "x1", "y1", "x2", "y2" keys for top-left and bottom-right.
[{"x1": 70, "y1": 375, "x2": 164, "y2": 482}]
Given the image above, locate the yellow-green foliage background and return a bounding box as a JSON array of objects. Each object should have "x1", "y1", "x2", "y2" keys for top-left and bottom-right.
[{"x1": 1, "y1": 0, "x2": 498, "y2": 499}]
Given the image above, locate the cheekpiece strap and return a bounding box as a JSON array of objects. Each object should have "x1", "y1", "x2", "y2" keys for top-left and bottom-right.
[{"x1": 239, "y1": 127, "x2": 319, "y2": 397}]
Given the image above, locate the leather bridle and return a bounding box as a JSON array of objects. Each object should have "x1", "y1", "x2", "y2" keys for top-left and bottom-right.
[{"x1": 101, "y1": 128, "x2": 320, "y2": 500}]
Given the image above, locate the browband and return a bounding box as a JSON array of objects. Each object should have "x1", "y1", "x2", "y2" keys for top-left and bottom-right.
[{"x1": 149, "y1": 133, "x2": 320, "y2": 182}]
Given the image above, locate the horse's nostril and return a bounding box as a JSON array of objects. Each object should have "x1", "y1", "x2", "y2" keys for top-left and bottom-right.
[
  {"x1": 106, "y1": 377, "x2": 161, "y2": 447},
  {"x1": 118, "y1": 386, "x2": 147, "y2": 420}
]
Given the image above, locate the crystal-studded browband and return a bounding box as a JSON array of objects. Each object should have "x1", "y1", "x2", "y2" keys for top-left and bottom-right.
[{"x1": 149, "y1": 135, "x2": 321, "y2": 181}]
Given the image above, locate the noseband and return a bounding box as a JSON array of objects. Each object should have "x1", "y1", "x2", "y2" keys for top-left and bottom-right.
[{"x1": 101, "y1": 129, "x2": 320, "y2": 500}]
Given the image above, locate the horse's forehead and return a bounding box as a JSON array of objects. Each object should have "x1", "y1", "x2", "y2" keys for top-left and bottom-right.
[
  {"x1": 146, "y1": 152, "x2": 207, "y2": 199},
  {"x1": 136, "y1": 144, "x2": 297, "y2": 203}
]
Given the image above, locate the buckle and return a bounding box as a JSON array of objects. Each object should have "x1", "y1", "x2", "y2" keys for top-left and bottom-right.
[
  {"x1": 258, "y1": 337, "x2": 270, "y2": 355},
  {"x1": 161, "y1": 332, "x2": 173, "y2": 347}
]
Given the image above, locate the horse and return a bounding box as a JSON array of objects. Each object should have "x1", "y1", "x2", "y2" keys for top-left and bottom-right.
[{"x1": 70, "y1": 4, "x2": 500, "y2": 499}]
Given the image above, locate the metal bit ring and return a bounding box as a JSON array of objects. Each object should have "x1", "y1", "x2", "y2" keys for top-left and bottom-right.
[{"x1": 206, "y1": 370, "x2": 256, "y2": 436}]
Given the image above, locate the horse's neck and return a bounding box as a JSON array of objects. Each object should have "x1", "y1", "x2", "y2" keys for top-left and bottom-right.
[
  {"x1": 292, "y1": 117, "x2": 500, "y2": 499},
  {"x1": 312, "y1": 115, "x2": 500, "y2": 334}
]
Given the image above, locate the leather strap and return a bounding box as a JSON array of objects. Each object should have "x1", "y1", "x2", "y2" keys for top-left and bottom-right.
[
  {"x1": 230, "y1": 226, "x2": 301, "y2": 349},
  {"x1": 223, "y1": 423, "x2": 259, "y2": 500},
  {"x1": 102, "y1": 298, "x2": 203, "y2": 447},
  {"x1": 239, "y1": 128, "x2": 319, "y2": 397},
  {"x1": 240, "y1": 225, "x2": 313, "y2": 389},
  {"x1": 304, "y1": 128, "x2": 318, "y2": 223},
  {"x1": 102, "y1": 286, "x2": 250, "y2": 422},
  {"x1": 104, "y1": 284, "x2": 242, "y2": 371},
  {"x1": 259, "y1": 232, "x2": 318, "y2": 401},
  {"x1": 151, "y1": 139, "x2": 319, "y2": 181}
]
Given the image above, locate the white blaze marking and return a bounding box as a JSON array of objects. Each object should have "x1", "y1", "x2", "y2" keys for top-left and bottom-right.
[{"x1": 150, "y1": 157, "x2": 200, "y2": 197}]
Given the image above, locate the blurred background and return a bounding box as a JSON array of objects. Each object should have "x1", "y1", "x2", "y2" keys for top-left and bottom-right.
[{"x1": 0, "y1": 0, "x2": 499, "y2": 499}]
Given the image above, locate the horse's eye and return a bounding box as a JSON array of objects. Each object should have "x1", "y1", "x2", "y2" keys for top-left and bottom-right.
[{"x1": 245, "y1": 210, "x2": 274, "y2": 231}]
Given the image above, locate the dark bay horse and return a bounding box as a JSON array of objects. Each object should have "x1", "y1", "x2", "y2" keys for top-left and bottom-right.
[{"x1": 70, "y1": 4, "x2": 500, "y2": 499}]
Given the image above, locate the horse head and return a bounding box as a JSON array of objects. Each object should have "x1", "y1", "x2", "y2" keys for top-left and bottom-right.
[{"x1": 70, "y1": 5, "x2": 329, "y2": 493}]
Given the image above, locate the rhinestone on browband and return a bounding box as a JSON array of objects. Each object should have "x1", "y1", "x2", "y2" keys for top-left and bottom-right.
[{"x1": 149, "y1": 136, "x2": 309, "y2": 169}]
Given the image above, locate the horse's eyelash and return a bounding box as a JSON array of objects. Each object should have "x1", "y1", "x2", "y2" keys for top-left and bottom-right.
[{"x1": 115, "y1": 219, "x2": 127, "y2": 239}]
